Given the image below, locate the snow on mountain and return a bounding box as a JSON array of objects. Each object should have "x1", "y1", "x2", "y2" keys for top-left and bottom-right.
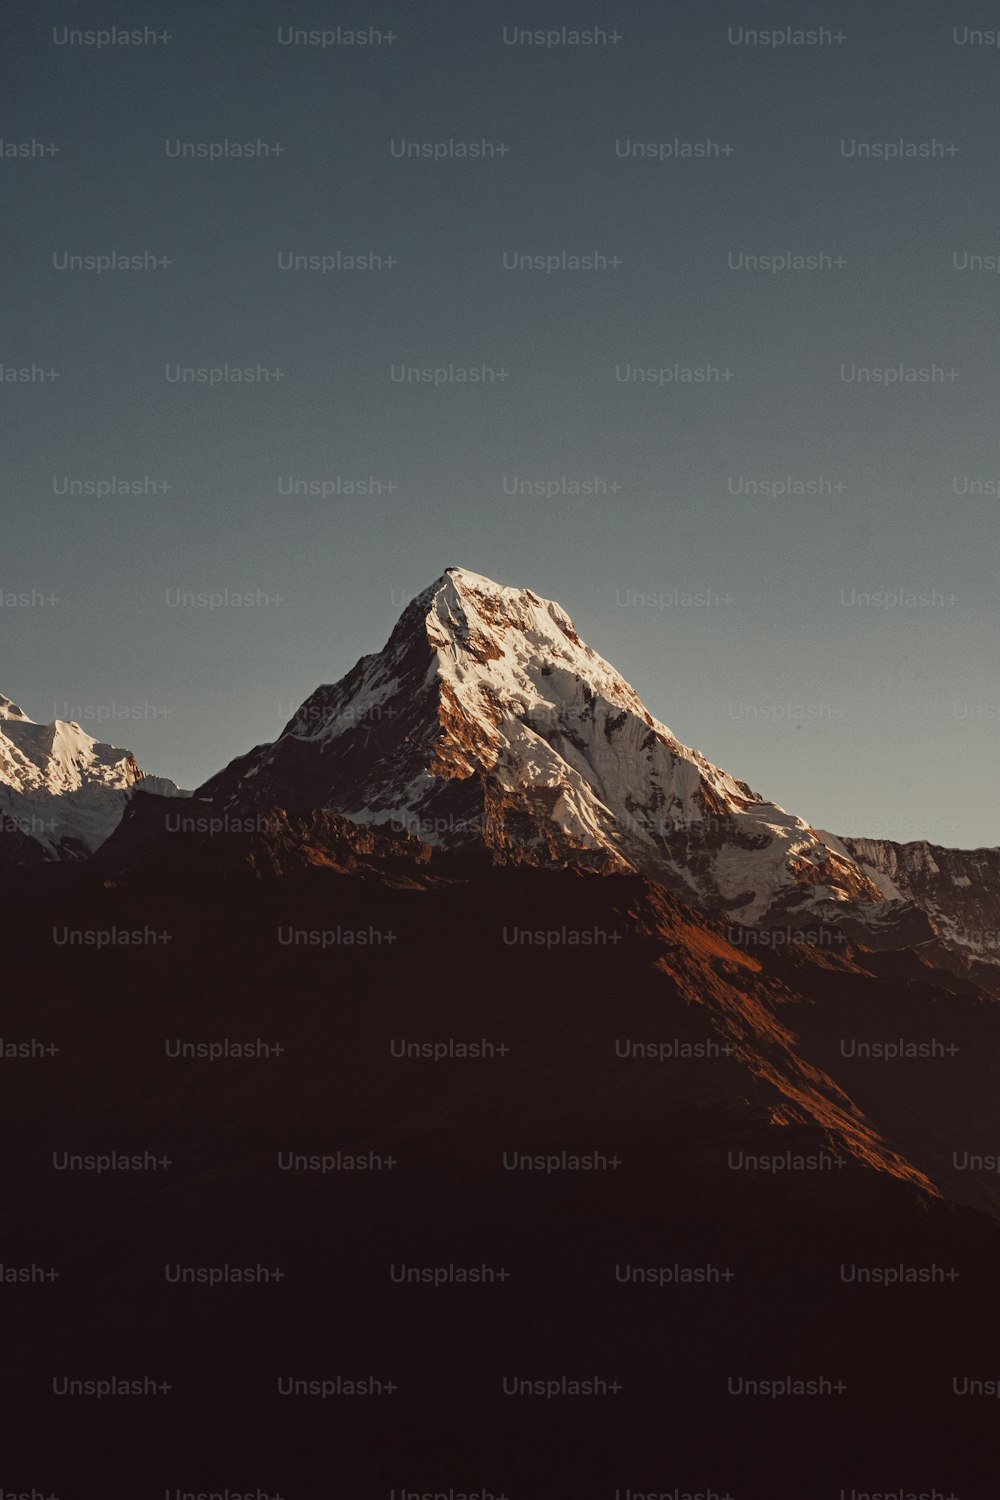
[
  {"x1": 0, "y1": 693, "x2": 179, "y2": 858},
  {"x1": 198, "y1": 567, "x2": 906, "y2": 932},
  {"x1": 823, "y1": 833, "x2": 1000, "y2": 987}
]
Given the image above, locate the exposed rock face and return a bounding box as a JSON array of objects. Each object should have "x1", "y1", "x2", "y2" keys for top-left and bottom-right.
[{"x1": 100, "y1": 800, "x2": 439, "y2": 887}]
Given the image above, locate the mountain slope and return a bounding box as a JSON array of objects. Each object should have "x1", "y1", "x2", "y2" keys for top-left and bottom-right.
[
  {"x1": 8, "y1": 814, "x2": 1000, "y2": 1487},
  {"x1": 0, "y1": 693, "x2": 179, "y2": 859},
  {"x1": 198, "y1": 567, "x2": 916, "y2": 935},
  {"x1": 827, "y1": 832, "x2": 1000, "y2": 989}
]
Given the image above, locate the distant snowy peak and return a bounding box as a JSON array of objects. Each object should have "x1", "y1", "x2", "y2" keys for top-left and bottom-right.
[
  {"x1": 199, "y1": 566, "x2": 898, "y2": 929},
  {"x1": 0, "y1": 695, "x2": 179, "y2": 859}
]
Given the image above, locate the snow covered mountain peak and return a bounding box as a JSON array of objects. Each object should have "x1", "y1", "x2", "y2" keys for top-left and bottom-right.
[
  {"x1": 404, "y1": 564, "x2": 662, "y2": 734},
  {"x1": 0, "y1": 694, "x2": 30, "y2": 721},
  {"x1": 198, "y1": 567, "x2": 899, "y2": 930},
  {"x1": 0, "y1": 693, "x2": 178, "y2": 858}
]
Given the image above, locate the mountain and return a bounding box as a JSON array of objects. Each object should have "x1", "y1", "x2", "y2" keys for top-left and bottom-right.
[
  {"x1": 0, "y1": 693, "x2": 179, "y2": 861},
  {"x1": 7, "y1": 609, "x2": 1000, "y2": 1487},
  {"x1": 827, "y1": 832, "x2": 1000, "y2": 989},
  {"x1": 196, "y1": 566, "x2": 929, "y2": 941},
  {"x1": 5, "y1": 811, "x2": 1000, "y2": 1486}
]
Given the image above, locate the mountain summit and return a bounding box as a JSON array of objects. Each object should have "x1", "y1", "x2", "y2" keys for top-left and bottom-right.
[
  {"x1": 198, "y1": 566, "x2": 907, "y2": 933},
  {"x1": 0, "y1": 695, "x2": 178, "y2": 860}
]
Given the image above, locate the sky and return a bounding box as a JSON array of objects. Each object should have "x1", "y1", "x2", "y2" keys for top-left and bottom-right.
[{"x1": 3, "y1": 0, "x2": 999, "y2": 847}]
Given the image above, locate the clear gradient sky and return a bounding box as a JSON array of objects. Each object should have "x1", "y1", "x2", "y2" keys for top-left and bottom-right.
[{"x1": 4, "y1": 0, "x2": 999, "y2": 846}]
